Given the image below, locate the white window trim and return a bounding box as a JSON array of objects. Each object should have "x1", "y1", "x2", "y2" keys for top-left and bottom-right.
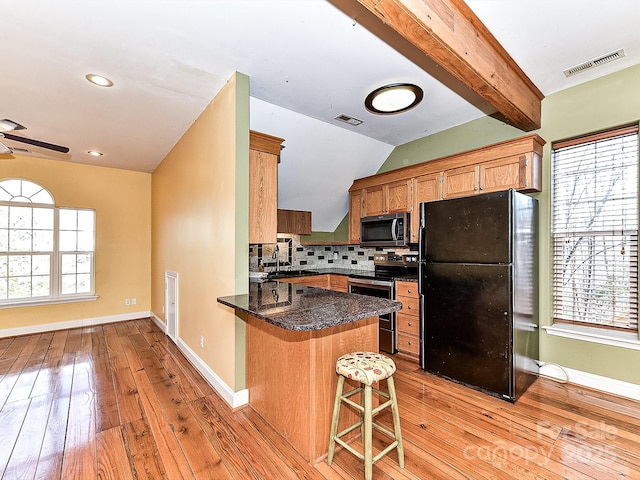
[
  {"x1": 543, "y1": 323, "x2": 640, "y2": 351},
  {"x1": 0, "y1": 294, "x2": 99, "y2": 309}
]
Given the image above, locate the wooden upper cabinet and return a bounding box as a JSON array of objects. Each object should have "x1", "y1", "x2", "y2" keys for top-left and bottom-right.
[
  {"x1": 349, "y1": 134, "x2": 546, "y2": 244},
  {"x1": 442, "y1": 165, "x2": 479, "y2": 199},
  {"x1": 410, "y1": 173, "x2": 442, "y2": 243},
  {"x1": 387, "y1": 179, "x2": 412, "y2": 213},
  {"x1": 480, "y1": 153, "x2": 540, "y2": 193},
  {"x1": 349, "y1": 189, "x2": 363, "y2": 243},
  {"x1": 363, "y1": 179, "x2": 412, "y2": 217},
  {"x1": 277, "y1": 209, "x2": 312, "y2": 235},
  {"x1": 249, "y1": 131, "x2": 284, "y2": 244},
  {"x1": 363, "y1": 184, "x2": 386, "y2": 217}
]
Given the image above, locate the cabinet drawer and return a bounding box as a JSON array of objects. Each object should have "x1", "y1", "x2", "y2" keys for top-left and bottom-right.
[
  {"x1": 396, "y1": 281, "x2": 418, "y2": 298},
  {"x1": 397, "y1": 295, "x2": 419, "y2": 315},
  {"x1": 396, "y1": 312, "x2": 419, "y2": 336},
  {"x1": 397, "y1": 333, "x2": 420, "y2": 356}
]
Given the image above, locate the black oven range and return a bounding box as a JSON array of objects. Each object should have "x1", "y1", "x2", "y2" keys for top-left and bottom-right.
[{"x1": 347, "y1": 253, "x2": 418, "y2": 354}]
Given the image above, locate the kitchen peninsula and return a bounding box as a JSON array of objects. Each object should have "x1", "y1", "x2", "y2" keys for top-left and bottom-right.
[{"x1": 217, "y1": 280, "x2": 401, "y2": 463}]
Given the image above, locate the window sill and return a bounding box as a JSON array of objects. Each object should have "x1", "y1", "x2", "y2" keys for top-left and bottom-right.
[
  {"x1": 543, "y1": 323, "x2": 640, "y2": 351},
  {"x1": 0, "y1": 295, "x2": 99, "y2": 309}
]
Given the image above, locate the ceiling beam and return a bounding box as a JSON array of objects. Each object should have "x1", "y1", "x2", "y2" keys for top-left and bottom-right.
[{"x1": 329, "y1": 0, "x2": 543, "y2": 131}]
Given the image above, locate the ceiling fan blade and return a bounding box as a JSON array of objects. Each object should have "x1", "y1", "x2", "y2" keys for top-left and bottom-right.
[
  {"x1": 0, "y1": 132, "x2": 69, "y2": 153},
  {"x1": 0, "y1": 140, "x2": 12, "y2": 154}
]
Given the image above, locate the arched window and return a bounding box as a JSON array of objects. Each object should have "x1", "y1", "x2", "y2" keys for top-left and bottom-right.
[{"x1": 0, "y1": 178, "x2": 96, "y2": 305}]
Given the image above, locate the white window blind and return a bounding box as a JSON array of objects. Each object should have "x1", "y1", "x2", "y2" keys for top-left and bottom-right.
[{"x1": 552, "y1": 125, "x2": 638, "y2": 332}]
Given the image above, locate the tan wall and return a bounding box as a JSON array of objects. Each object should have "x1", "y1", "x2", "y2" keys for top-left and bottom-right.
[
  {"x1": 0, "y1": 156, "x2": 151, "y2": 329},
  {"x1": 151, "y1": 73, "x2": 249, "y2": 391}
]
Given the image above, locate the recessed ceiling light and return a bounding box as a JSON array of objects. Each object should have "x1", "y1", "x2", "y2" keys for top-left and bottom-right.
[
  {"x1": 85, "y1": 74, "x2": 113, "y2": 87},
  {"x1": 87, "y1": 150, "x2": 103, "y2": 157},
  {"x1": 365, "y1": 83, "x2": 423, "y2": 115}
]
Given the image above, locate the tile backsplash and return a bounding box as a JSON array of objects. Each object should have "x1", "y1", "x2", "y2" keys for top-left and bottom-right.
[{"x1": 250, "y1": 235, "x2": 413, "y2": 273}]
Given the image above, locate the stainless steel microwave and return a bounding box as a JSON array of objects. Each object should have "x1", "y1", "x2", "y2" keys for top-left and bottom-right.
[{"x1": 360, "y1": 212, "x2": 409, "y2": 247}]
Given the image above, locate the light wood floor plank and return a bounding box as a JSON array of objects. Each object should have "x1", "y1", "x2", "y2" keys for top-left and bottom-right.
[
  {"x1": 96, "y1": 426, "x2": 135, "y2": 480},
  {"x1": 0, "y1": 397, "x2": 30, "y2": 478},
  {"x1": 60, "y1": 352, "x2": 97, "y2": 480},
  {"x1": 132, "y1": 368, "x2": 195, "y2": 479},
  {"x1": 3, "y1": 393, "x2": 54, "y2": 480}
]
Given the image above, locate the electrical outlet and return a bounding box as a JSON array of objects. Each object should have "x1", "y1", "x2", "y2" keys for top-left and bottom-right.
[
  {"x1": 131, "y1": 298, "x2": 137, "y2": 305},
  {"x1": 125, "y1": 298, "x2": 131, "y2": 306},
  {"x1": 200, "y1": 335, "x2": 204, "y2": 348}
]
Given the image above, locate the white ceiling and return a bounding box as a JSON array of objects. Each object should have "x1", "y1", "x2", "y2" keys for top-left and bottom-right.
[{"x1": 1, "y1": 1, "x2": 639, "y2": 231}]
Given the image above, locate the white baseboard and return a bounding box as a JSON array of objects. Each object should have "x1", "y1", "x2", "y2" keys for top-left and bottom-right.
[
  {"x1": 539, "y1": 363, "x2": 640, "y2": 401},
  {"x1": 0, "y1": 311, "x2": 152, "y2": 338},
  {"x1": 150, "y1": 311, "x2": 249, "y2": 409}
]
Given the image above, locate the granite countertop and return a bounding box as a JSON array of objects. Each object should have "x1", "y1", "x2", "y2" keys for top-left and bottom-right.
[
  {"x1": 217, "y1": 281, "x2": 402, "y2": 332},
  {"x1": 259, "y1": 267, "x2": 418, "y2": 282}
]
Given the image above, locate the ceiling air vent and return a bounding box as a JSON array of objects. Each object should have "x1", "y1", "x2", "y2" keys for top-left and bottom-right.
[
  {"x1": 335, "y1": 114, "x2": 363, "y2": 126},
  {"x1": 563, "y1": 49, "x2": 625, "y2": 77}
]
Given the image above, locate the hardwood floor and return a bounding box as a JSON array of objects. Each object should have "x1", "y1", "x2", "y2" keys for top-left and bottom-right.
[{"x1": 0, "y1": 318, "x2": 639, "y2": 479}]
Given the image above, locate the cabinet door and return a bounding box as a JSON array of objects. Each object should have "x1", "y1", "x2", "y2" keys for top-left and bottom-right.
[
  {"x1": 328, "y1": 274, "x2": 348, "y2": 292},
  {"x1": 479, "y1": 155, "x2": 524, "y2": 193},
  {"x1": 442, "y1": 165, "x2": 479, "y2": 198},
  {"x1": 249, "y1": 149, "x2": 278, "y2": 244},
  {"x1": 410, "y1": 173, "x2": 442, "y2": 242},
  {"x1": 387, "y1": 179, "x2": 412, "y2": 213},
  {"x1": 363, "y1": 185, "x2": 386, "y2": 216},
  {"x1": 349, "y1": 190, "x2": 363, "y2": 243}
]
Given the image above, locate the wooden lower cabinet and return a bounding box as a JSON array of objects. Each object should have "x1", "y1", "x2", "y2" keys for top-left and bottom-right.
[
  {"x1": 395, "y1": 280, "x2": 420, "y2": 362},
  {"x1": 246, "y1": 314, "x2": 378, "y2": 462},
  {"x1": 283, "y1": 274, "x2": 329, "y2": 288},
  {"x1": 283, "y1": 274, "x2": 348, "y2": 292},
  {"x1": 328, "y1": 274, "x2": 348, "y2": 292}
]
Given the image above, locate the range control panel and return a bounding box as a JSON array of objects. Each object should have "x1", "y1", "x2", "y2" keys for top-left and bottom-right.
[{"x1": 374, "y1": 252, "x2": 419, "y2": 266}]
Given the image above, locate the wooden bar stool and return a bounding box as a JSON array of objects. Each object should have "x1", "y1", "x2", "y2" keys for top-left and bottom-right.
[{"x1": 327, "y1": 351, "x2": 404, "y2": 479}]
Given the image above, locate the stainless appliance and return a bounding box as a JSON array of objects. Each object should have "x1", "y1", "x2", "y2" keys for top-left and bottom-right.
[
  {"x1": 360, "y1": 212, "x2": 409, "y2": 247},
  {"x1": 418, "y1": 189, "x2": 539, "y2": 402},
  {"x1": 348, "y1": 253, "x2": 418, "y2": 354}
]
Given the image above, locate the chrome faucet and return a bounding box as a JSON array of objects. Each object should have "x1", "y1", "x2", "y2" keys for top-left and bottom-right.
[{"x1": 272, "y1": 244, "x2": 280, "y2": 272}]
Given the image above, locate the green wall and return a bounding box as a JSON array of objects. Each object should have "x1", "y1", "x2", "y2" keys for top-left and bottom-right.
[{"x1": 375, "y1": 64, "x2": 640, "y2": 385}]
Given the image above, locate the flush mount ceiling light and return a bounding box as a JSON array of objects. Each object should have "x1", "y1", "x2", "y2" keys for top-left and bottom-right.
[
  {"x1": 365, "y1": 83, "x2": 423, "y2": 115},
  {"x1": 85, "y1": 73, "x2": 113, "y2": 87},
  {"x1": 87, "y1": 150, "x2": 103, "y2": 157}
]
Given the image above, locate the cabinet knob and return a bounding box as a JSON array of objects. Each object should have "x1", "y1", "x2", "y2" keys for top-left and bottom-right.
[
  {"x1": 407, "y1": 322, "x2": 412, "y2": 327},
  {"x1": 407, "y1": 305, "x2": 412, "y2": 310},
  {"x1": 407, "y1": 289, "x2": 412, "y2": 294},
  {"x1": 407, "y1": 341, "x2": 412, "y2": 345}
]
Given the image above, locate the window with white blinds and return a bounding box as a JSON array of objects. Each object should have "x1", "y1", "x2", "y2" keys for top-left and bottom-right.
[{"x1": 552, "y1": 125, "x2": 639, "y2": 332}]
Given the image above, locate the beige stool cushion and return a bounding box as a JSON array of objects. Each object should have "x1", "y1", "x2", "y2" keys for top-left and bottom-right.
[{"x1": 336, "y1": 351, "x2": 396, "y2": 386}]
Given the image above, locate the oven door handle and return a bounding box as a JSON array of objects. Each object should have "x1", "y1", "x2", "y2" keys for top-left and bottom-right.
[{"x1": 348, "y1": 278, "x2": 395, "y2": 289}]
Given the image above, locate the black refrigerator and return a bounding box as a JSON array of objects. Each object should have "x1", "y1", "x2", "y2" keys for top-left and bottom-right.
[{"x1": 418, "y1": 189, "x2": 539, "y2": 402}]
